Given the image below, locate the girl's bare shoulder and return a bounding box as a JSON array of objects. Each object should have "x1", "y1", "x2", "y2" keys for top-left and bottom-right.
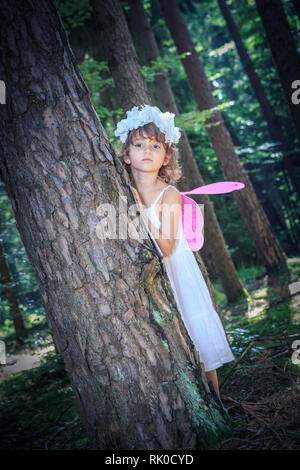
[{"x1": 163, "y1": 185, "x2": 181, "y2": 205}]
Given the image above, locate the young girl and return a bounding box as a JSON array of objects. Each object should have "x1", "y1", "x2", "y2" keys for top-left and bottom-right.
[{"x1": 115, "y1": 105, "x2": 235, "y2": 402}]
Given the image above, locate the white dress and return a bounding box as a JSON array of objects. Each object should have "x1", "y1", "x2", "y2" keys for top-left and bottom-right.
[{"x1": 143, "y1": 184, "x2": 235, "y2": 372}]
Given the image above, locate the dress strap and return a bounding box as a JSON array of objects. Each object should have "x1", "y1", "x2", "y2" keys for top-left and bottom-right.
[
  {"x1": 150, "y1": 185, "x2": 170, "y2": 208},
  {"x1": 161, "y1": 185, "x2": 172, "y2": 206}
]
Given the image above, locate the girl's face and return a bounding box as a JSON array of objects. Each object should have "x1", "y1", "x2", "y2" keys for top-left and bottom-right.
[{"x1": 124, "y1": 135, "x2": 170, "y2": 175}]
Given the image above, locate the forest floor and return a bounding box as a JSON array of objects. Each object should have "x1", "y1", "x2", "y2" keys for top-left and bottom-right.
[
  {"x1": 0, "y1": 259, "x2": 299, "y2": 450},
  {"x1": 217, "y1": 258, "x2": 300, "y2": 450}
]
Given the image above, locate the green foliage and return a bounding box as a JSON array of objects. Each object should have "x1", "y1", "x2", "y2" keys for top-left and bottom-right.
[
  {"x1": 57, "y1": 0, "x2": 92, "y2": 34},
  {"x1": 175, "y1": 103, "x2": 234, "y2": 133},
  {"x1": 141, "y1": 51, "x2": 192, "y2": 82},
  {"x1": 78, "y1": 54, "x2": 123, "y2": 119},
  {"x1": 225, "y1": 298, "x2": 300, "y2": 358},
  {"x1": 0, "y1": 352, "x2": 87, "y2": 449},
  {"x1": 0, "y1": 183, "x2": 45, "y2": 335},
  {"x1": 76, "y1": 53, "x2": 124, "y2": 144},
  {"x1": 289, "y1": 261, "x2": 300, "y2": 283},
  {"x1": 237, "y1": 263, "x2": 266, "y2": 283},
  {"x1": 211, "y1": 283, "x2": 227, "y2": 310}
]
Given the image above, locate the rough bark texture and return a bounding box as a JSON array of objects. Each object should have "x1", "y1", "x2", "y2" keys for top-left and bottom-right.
[
  {"x1": 158, "y1": 0, "x2": 288, "y2": 274},
  {"x1": 0, "y1": 0, "x2": 228, "y2": 450},
  {"x1": 127, "y1": 0, "x2": 244, "y2": 303},
  {"x1": 255, "y1": 0, "x2": 300, "y2": 147},
  {"x1": 218, "y1": 0, "x2": 300, "y2": 198},
  {"x1": 0, "y1": 242, "x2": 28, "y2": 341}
]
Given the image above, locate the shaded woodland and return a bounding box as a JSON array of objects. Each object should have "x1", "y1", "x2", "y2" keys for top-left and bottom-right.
[{"x1": 0, "y1": 0, "x2": 299, "y2": 451}]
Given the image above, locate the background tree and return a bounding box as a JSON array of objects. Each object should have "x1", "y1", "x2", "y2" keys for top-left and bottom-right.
[
  {"x1": 0, "y1": 0, "x2": 229, "y2": 450},
  {"x1": 0, "y1": 181, "x2": 44, "y2": 341},
  {"x1": 158, "y1": 0, "x2": 289, "y2": 280},
  {"x1": 217, "y1": 0, "x2": 300, "y2": 198},
  {"x1": 178, "y1": 0, "x2": 300, "y2": 257},
  {"x1": 255, "y1": 0, "x2": 300, "y2": 147},
  {"x1": 0, "y1": 241, "x2": 28, "y2": 342}
]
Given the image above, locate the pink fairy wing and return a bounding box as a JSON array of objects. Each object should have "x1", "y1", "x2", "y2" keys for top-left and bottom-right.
[
  {"x1": 180, "y1": 181, "x2": 245, "y2": 251},
  {"x1": 181, "y1": 194, "x2": 204, "y2": 251},
  {"x1": 181, "y1": 181, "x2": 245, "y2": 196}
]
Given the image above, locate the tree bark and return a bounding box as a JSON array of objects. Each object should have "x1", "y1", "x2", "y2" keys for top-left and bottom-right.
[
  {"x1": 0, "y1": 241, "x2": 28, "y2": 342},
  {"x1": 91, "y1": 0, "x2": 151, "y2": 110},
  {"x1": 0, "y1": 0, "x2": 228, "y2": 450},
  {"x1": 255, "y1": 0, "x2": 300, "y2": 147},
  {"x1": 124, "y1": 0, "x2": 245, "y2": 302},
  {"x1": 218, "y1": 0, "x2": 300, "y2": 197},
  {"x1": 158, "y1": 0, "x2": 288, "y2": 275}
]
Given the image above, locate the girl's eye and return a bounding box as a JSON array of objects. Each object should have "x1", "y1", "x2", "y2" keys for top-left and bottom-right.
[
  {"x1": 153, "y1": 144, "x2": 160, "y2": 149},
  {"x1": 135, "y1": 143, "x2": 142, "y2": 148}
]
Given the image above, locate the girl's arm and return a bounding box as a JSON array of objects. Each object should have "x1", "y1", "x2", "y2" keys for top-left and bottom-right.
[{"x1": 133, "y1": 188, "x2": 182, "y2": 258}]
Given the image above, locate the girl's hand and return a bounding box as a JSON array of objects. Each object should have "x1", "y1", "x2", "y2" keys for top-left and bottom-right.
[{"x1": 132, "y1": 188, "x2": 145, "y2": 214}]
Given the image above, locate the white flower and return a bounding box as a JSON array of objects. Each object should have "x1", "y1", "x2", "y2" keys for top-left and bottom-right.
[{"x1": 114, "y1": 104, "x2": 181, "y2": 144}]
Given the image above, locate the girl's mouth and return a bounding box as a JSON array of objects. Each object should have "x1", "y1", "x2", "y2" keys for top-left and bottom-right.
[{"x1": 143, "y1": 158, "x2": 152, "y2": 161}]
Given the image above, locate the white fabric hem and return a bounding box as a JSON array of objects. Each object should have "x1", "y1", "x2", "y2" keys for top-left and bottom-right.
[{"x1": 201, "y1": 355, "x2": 235, "y2": 372}]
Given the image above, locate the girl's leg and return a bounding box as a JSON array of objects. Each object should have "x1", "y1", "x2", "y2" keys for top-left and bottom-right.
[{"x1": 205, "y1": 369, "x2": 221, "y2": 401}]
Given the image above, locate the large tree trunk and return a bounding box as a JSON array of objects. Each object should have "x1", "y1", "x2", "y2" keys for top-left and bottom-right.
[
  {"x1": 126, "y1": 0, "x2": 244, "y2": 303},
  {"x1": 0, "y1": 0, "x2": 228, "y2": 450},
  {"x1": 255, "y1": 0, "x2": 300, "y2": 147},
  {"x1": 158, "y1": 0, "x2": 288, "y2": 276},
  {"x1": 0, "y1": 241, "x2": 28, "y2": 342},
  {"x1": 217, "y1": 0, "x2": 300, "y2": 198}
]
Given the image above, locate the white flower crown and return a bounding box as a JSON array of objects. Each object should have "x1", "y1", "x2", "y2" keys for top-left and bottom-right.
[{"x1": 114, "y1": 104, "x2": 181, "y2": 144}]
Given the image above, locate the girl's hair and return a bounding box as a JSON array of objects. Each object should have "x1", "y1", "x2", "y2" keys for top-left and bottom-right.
[{"x1": 119, "y1": 122, "x2": 182, "y2": 185}]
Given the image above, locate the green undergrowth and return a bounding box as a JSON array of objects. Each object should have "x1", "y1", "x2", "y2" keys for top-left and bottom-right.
[
  {"x1": 0, "y1": 351, "x2": 88, "y2": 450},
  {"x1": 213, "y1": 261, "x2": 300, "y2": 450}
]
